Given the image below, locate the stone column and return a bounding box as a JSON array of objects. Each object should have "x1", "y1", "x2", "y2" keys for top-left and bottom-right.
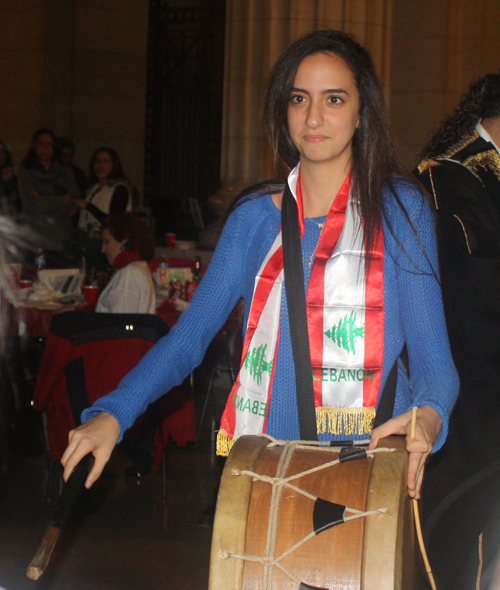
[
  {"x1": 390, "y1": 0, "x2": 500, "y2": 168},
  {"x1": 209, "y1": 0, "x2": 393, "y2": 214},
  {"x1": 72, "y1": 0, "x2": 149, "y2": 194}
]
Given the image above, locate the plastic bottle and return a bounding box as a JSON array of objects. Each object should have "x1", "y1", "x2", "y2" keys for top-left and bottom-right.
[
  {"x1": 193, "y1": 256, "x2": 202, "y2": 283},
  {"x1": 34, "y1": 248, "x2": 46, "y2": 272},
  {"x1": 186, "y1": 256, "x2": 202, "y2": 301}
]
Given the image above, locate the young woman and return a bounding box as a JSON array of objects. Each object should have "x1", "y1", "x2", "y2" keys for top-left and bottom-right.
[
  {"x1": 62, "y1": 30, "x2": 458, "y2": 499},
  {"x1": 76, "y1": 147, "x2": 133, "y2": 232},
  {"x1": 96, "y1": 213, "x2": 156, "y2": 314}
]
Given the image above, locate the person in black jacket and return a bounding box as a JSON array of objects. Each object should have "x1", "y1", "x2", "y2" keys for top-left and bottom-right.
[{"x1": 415, "y1": 73, "x2": 500, "y2": 590}]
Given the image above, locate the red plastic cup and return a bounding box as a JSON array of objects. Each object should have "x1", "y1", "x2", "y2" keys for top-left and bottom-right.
[
  {"x1": 166, "y1": 233, "x2": 176, "y2": 248},
  {"x1": 19, "y1": 279, "x2": 33, "y2": 289},
  {"x1": 83, "y1": 285, "x2": 100, "y2": 305}
]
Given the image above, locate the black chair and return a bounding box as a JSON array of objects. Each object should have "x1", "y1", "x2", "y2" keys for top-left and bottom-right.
[{"x1": 33, "y1": 311, "x2": 177, "y2": 502}]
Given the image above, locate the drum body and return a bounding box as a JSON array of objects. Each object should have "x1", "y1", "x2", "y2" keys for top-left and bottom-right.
[{"x1": 210, "y1": 435, "x2": 416, "y2": 590}]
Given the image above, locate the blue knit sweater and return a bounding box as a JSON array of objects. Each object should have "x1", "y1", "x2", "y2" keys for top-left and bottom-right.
[{"x1": 83, "y1": 181, "x2": 459, "y2": 451}]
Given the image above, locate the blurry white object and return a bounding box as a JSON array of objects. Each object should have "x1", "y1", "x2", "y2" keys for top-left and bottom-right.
[
  {"x1": 173, "y1": 240, "x2": 197, "y2": 250},
  {"x1": 27, "y1": 281, "x2": 58, "y2": 303},
  {"x1": 38, "y1": 269, "x2": 85, "y2": 295},
  {"x1": 188, "y1": 198, "x2": 205, "y2": 229}
]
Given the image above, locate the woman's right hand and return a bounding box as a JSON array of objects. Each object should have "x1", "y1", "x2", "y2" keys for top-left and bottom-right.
[{"x1": 61, "y1": 412, "x2": 121, "y2": 488}]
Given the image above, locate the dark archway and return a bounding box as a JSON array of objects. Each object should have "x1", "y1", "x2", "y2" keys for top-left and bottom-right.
[{"x1": 145, "y1": 0, "x2": 226, "y2": 239}]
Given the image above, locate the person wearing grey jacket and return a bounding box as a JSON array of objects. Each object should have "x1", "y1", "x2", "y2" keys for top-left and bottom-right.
[{"x1": 18, "y1": 128, "x2": 80, "y2": 245}]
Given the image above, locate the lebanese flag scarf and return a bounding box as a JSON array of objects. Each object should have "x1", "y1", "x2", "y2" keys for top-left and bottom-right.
[{"x1": 217, "y1": 166, "x2": 384, "y2": 456}]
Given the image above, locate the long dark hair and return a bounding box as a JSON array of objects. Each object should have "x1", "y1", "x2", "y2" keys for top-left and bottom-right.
[
  {"x1": 102, "y1": 213, "x2": 154, "y2": 261},
  {"x1": 88, "y1": 147, "x2": 126, "y2": 185},
  {"x1": 228, "y1": 30, "x2": 413, "y2": 258},
  {"x1": 422, "y1": 73, "x2": 500, "y2": 160},
  {"x1": 21, "y1": 128, "x2": 58, "y2": 168}
]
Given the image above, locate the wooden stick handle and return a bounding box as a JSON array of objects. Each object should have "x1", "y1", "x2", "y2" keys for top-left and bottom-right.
[
  {"x1": 410, "y1": 405, "x2": 418, "y2": 438},
  {"x1": 26, "y1": 526, "x2": 60, "y2": 580},
  {"x1": 26, "y1": 453, "x2": 95, "y2": 580}
]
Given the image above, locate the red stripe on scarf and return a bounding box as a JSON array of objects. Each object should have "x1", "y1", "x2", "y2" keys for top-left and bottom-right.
[
  {"x1": 219, "y1": 243, "x2": 283, "y2": 437},
  {"x1": 304, "y1": 173, "x2": 351, "y2": 405},
  {"x1": 362, "y1": 227, "x2": 384, "y2": 408}
]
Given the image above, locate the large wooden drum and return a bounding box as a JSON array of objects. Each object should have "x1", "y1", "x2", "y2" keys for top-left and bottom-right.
[{"x1": 209, "y1": 435, "x2": 416, "y2": 590}]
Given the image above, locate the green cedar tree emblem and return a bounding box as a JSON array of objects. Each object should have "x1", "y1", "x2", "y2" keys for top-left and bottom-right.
[
  {"x1": 324, "y1": 311, "x2": 365, "y2": 355},
  {"x1": 244, "y1": 343, "x2": 273, "y2": 385}
]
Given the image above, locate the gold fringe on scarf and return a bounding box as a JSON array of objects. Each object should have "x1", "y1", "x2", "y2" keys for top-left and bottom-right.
[
  {"x1": 216, "y1": 429, "x2": 236, "y2": 457},
  {"x1": 316, "y1": 406, "x2": 376, "y2": 436},
  {"x1": 216, "y1": 406, "x2": 376, "y2": 456}
]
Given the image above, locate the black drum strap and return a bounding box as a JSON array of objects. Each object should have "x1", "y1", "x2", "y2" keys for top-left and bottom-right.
[{"x1": 282, "y1": 183, "x2": 318, "y2": 441}]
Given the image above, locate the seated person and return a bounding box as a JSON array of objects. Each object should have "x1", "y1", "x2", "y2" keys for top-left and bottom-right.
[
  {"x1": 96, "y1": 213, "x2": 155, "y2": 314},
  {"x1": 76, "y1": 147, "x2": 133, "y2": 233},
  {"x1": 17, "y1": 128, "x2": 80, "y2": 244}
]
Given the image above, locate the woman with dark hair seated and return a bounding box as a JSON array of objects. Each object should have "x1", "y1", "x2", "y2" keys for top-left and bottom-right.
[
  {"x1": 96, "y1": 212, "x2": 155, "y2": 314},
  {"x1": 76, "y1": 147, "x2": 133, "y2": 233}
]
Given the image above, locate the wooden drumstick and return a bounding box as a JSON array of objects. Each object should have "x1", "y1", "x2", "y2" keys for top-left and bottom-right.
[
  {"x1": 26, "y1": 453, "x2": 95, "y2": 580},
  {"x1": 410, "y1": 407, "x2": 437, "y2": 590}
]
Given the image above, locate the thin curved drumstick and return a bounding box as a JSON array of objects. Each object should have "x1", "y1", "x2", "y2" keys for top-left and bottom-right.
[{"x1": 411, "y1": 406, "x2": 437, "y2": 590}]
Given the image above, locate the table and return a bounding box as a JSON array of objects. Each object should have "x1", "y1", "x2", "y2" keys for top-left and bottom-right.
[{"x1": 20, "y1": 301, "x2": 86, "y2": 339}]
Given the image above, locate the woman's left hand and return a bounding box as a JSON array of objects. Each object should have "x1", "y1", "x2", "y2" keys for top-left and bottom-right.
[{"x1": 368, "y1": 405, "x2": 442, "y2": 499}]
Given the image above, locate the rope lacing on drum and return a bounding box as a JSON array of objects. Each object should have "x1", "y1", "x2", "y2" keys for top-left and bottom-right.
[{"x1": 219, "y1": 438, "x2": 393, "y2": 590}]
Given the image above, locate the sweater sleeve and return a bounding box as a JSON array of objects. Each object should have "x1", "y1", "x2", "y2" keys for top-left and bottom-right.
[
  {"x1": 384, "y1": 182, "x2": 459, "y2": 451},
  {"x1": 81, "y1": 199, "x2": 260, "y2": 437},
  {"x1": 86, "y1": 184, "x2": 130, "y2": 224}
]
